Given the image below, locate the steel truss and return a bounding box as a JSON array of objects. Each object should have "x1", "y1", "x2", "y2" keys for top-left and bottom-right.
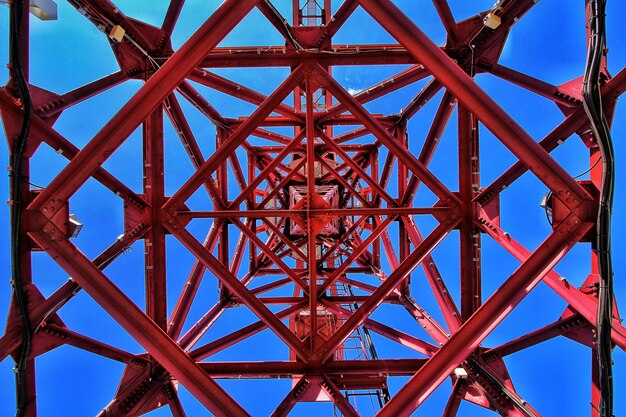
[{"x1": 1, "y1": 0, "x2": 625, "y2": 416}]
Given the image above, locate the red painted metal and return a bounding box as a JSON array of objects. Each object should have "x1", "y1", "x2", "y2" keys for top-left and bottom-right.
[{"x1": 1, "y1": 1, "x2": 625, "y2": 416}]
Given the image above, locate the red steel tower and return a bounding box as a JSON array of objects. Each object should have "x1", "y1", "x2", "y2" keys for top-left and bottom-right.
[{"x1": 1, "y1": 0, "x2": 625, "y2": 416}]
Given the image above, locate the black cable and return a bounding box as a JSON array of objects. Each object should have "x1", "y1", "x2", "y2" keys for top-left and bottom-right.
[
  {"x1": 582, "y1": 1, "x2": 614, "y2": 416},
  {"x1": 9, "y1": 1, "x2": 34, "y2": 416}
]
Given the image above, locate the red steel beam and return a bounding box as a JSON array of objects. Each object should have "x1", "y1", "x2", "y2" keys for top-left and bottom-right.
[
  {"x1": 322, "y1": 375, "x2": 359, "y2": 417},
  {"x1": 325, "y1": 303, "x2": 438, "y2": 357},
  {"x1": 432, "y1": 0, "x2": 456, "y2": 42},
  {"x1": 39, "y1": 323, "x2": 147, "y2": 365},
  {"x1": 143, "y1": 107, "x2": 168, "y2": 329},
  {"x1": 318, "y1": 65, "x2": 430, "y2": 122},
  {"x1": 314, "y1": 0, "x2": 358, "y2": 46},
  {"x1": 476, "y1": 67, "x2": 626, "y2": 206},
  {"x1": 483, "y1": 63, "x2": 582, "y2": 108},
  {"x1": 397, "y1": 79, "x2": 443, "y2": 124},
  {"x1": 355, "y1": 0, "x2": 591, "y2": 209},
  {"x1": 228, "y1": 131, "x2": 304, "y2": 209},
  {"x1": 199, "y1": 359, "x2": 427, "y2": 377},
  {"x1": 0, "y1": 229, "x2": 146, "y2": 362},
  {"x1": 28, "y1": 229, "x2": 250, "y2": 417},
  {"x1": 483, "y1": 315, "x2": 588, "y2": 359},
  {"x1": 256, "y1": 1, "x2": 298, "y2": 49},
  {"x1": 199, "y1": 45, "x2": 415, "y2": 68},
  {"x1": 270, "y1": 377, "x2": 309, "y2": 417},
  {"x1": 36, "y1": 71, "x2": 130, "y2": 118},
  {"x1": 458, "y1": 105, "x2": 481, "y2": 321},
  {"x1": 231, "y1": 218, "x2": 308, "y2": 290},
  {"x1": 161, "y1": 0, "x2": 185, "y2": 43},
  {"x1": 375, "y1": 219, "x2": 592, "y2": 417},
  {"x1": 29, "y1": 0, "x2": 260, "y2": 214},
  {"x1": 78, "y1": 0, "x2": 158, "y2": 51},
  {"x1": 176, "y1": 81, "x2": 228, "y2": 127}
]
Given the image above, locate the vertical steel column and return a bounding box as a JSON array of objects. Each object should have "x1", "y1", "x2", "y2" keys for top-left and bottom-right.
[
  {"x1": 305, "y1": 77, "x2": 318, "y2": 350},
  {"x1": 143, "y1": 106, "x2": 167, "y2": 329},
  {"x1": 458, "y1": 105, "x2": 481, "y2": 321}
]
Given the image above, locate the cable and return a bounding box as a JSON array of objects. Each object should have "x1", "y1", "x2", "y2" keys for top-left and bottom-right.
[
  {"x1": 574, "y1": 155, "x2": 603, "y2": 179},
  {"x1": 9, "y1": 1, "x2": 34, "y2": 416},
  {"x1": 582, "y1": 1, "x2": 614, "y2": 416}
]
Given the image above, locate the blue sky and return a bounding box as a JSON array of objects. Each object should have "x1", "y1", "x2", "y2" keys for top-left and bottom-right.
[{"x1": 1, "y1": 1, "x2": 626, "y2": 416}]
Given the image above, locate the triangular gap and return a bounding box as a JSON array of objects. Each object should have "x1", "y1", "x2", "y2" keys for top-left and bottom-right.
[
  {"x1": 52, "y1": 264, "x2": 144, "y2": 354},
  {"x1": 182, "y1": 180, "x2": 215, "y2": 212},
  {"x1": 29, "y1": 142, "x2": 81, "y2": 191},
  {"x1": 405, "y1": 223, "x2": 459, "y2": 326},
  {"x1": 197, "y1": 318, "x2": 290, "y2": 362},
  {"x1": 416, "y1": 91, "x2": 459, "y2": 196},
  {"x1": 53, "y1": 79, "x2": 143, "y2": 146},
  {"x1": 447, "y1": 1, "x2": 497, "y2": 24},
  {"x1": 368, "y1": 297, "x2": 441, "y2": 349},
  {"x1": 112, "y1": 2, "x2": 169, "y2": 29},
  {"x1": 69, "y1": 177, "x2": 126, "y2": 257},
  {"x1": 166, "y1": 219, "x2": 221, "y2": 319},
  {"x1": 35, "y1": 344, "x2": 125, "y2": 416},
  {"x1": 31, "y1": 250, "x2": 78, "y2": 299},
  {"x1": 477, "y1": 121, "x2": 517, "y2": 185},
  {"x1": 28, "y1": 3, "x2": 120, "y2": 93},
  {"x1": 217, "y1": 378, "x2": 293, "y2": 416},
  {"x1": 169, "y1": 89, "x2": 218, "y2": 165},
  {"x1": 332, "y1": 5, "x2": 397, "y2": 44},
  {"x1": 498, "y1": 171, "x2": 553, "y2": 252},
  {"x1": 218, "y1": 6, "x2": 291, "y2": 47},
  {"x1": 476, "y1": 72, "x2": 566, "y2": 140},
  {"x1": 187, "y1": 67, "x2": 295, "y2": 117},
  {"x1": 500, "y1": 337, "x2": 592, "y2": 416},
  {"x1": 364, "y1": 327, "x2": 432, "y2": 360},
  {"x1": 328, "y1": 124, "x2": 375, "y2": 146},
  {"x1": 100, "y1": 126, "x2": 143, "y2": 194},
  {"x1": 163, "y1": 109, "x2": 218, "y2": 204},
  {"x1": 184, "y1": 78, "x2": 257, "y2": 119},
  {"x1": 402, "y1": 247, "x2": 453, "y2": 334},
  {"x1": 330, "y1": 64, "x2": 428, "y2": 115},
  {"x1": 482, "y1": 269, "x2": 571, "y2": 350},
  {"x1": 478, "y1": 229, "x2": 521, "y2": 302}
]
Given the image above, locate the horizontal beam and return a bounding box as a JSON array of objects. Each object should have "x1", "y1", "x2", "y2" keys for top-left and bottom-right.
[{"x1": 198, "y1": 359, "x2": 427, "y2": 378}]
